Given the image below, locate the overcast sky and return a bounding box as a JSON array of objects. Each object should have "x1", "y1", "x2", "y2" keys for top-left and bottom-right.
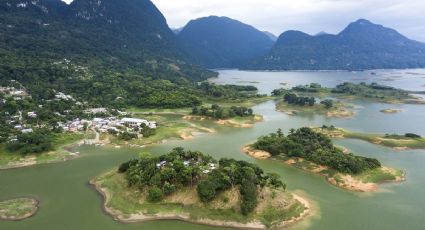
[{"x1": 63, "y1": 0, "x2": 425, "y2": 42}]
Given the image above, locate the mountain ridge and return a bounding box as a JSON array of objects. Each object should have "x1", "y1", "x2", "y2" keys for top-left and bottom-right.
[{"x1": 246, "y1": 19, "x2": 425, "y2": 70}]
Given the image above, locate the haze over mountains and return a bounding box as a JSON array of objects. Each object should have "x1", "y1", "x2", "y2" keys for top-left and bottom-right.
[
  {"x1": 178, "y1": 16, "x2": 274, "y2": 68},
  {"x1": 247, "y1": 19, "x2": 425, "y2": 70}
]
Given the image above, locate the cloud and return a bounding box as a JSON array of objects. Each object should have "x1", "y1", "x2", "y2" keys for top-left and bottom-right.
[{"x1": 151, "y1": 0, "x2": 425, "y2": 42}]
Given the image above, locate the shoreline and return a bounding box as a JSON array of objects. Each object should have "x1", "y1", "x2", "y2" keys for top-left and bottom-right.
[
  {"x1": 183, "y1": 115, "x2": 263, "y2": 128},
  {"x1": 90, "y1": 175, "x2": 311, "y2": 229},
  {"x1": 0, "y1": 197, "x2": 39, "y2": 221},
  {"x1": 242, "y1": 146, "x2": 405, "y2": 192},
  {"x1": 0, "y1": 143, "x2": 82, "y2": 171}
]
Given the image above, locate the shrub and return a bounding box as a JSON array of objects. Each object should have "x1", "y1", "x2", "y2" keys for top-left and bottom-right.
[{"x1": 147, "y1": 187, "x2": 164, "y2": 203}]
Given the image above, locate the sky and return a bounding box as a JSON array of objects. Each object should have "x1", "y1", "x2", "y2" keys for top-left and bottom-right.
[{"x1": 62, "y1": 0, "x2": 425, "y2": 42}]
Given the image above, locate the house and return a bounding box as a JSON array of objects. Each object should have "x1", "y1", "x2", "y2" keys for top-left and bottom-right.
[
  {"x1": 121, "y1": 118, "x2": 148, "y2": 126},
  {"x1": 22, "y1": 128, "x2": 33, "y2": 133},
  {"x1": 27, "y1": 112, "x2": 37, "y2": 118}
]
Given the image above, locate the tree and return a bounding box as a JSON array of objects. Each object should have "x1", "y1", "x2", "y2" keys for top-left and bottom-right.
[
  {"x1": 147, "y1": 187, "x2": 164, "y2": 202},
  {"x1": 320, "y1": 99, "x2": 334, "y2": 109},
  {"x1": 197, "y1": 180, "x2": 217, "y2": 202}
]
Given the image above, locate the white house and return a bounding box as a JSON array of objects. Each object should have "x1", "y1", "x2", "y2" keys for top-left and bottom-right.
[{"x1": 121, "y1": 118, "x2": 148, "y2": 126}]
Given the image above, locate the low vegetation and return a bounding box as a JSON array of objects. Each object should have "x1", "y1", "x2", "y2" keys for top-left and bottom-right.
[
  {"x1": 315, "y1": 126, "x2": 425, "y2": 150},
  {"x1": 0, "y1": 198, "x2": 38, "y2": 220}
]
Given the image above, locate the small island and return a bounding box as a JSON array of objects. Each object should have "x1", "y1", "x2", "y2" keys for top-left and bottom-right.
[
  {"x1": 243, "y1": 128, "x2": 405, "y2": 192},
  {"x1": 380, "y1": 109, "x2": 403, "y2": 114},
  {"x1": 185, "y1": 104, "x2": 263, "y2": 128},
  {"x1": 91, "y1": 148, "x2": 310, "y2": 229},
  {"x1": 314, "y1": 126, "x2": 425, "y2": 150},
  {"x1": 272, "y1": 82, "x2": 425, "y2": 104},
  {"x1": 272, "y1": 89, "x2": 354, "y2": 118},
  {"x1": 0, "y1": 197, "x2": 39, "y2": 221}
]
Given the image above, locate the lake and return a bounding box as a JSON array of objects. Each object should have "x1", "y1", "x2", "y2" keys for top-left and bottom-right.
[{"x1": 1, "y1": 69, "x2": 425, "y2": 230}]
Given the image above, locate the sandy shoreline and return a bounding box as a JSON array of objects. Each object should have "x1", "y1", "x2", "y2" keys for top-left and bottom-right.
[
  {"x1": 90, "y1": 177, "x2": 311, "y2": 229},
  {"x1": 242, "y1": 145, "x2": 405, "y2": 192}
]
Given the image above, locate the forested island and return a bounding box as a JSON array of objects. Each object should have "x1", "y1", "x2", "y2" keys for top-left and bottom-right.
[
  {"x1": 314, "y1": 126, "x2": 425, "y2": 150},
  {"x1": 272, "y1": 82, "x2": 425, "y2": 104},
  {"x1": 0, "y1": 197, "x2": 38, "y2": 221},
  {"x1": 184, "y1": 104, "x2": 263, "y2": 128},
  {"x1": 91, "y1": 148, "x2": 309, "y2": 229},
  {"x1": 272, "y1": 88, "x2": 354, "y2": 118},
  {"x1": 243, "y1": 128, "x2": 405, "y2": 192}
]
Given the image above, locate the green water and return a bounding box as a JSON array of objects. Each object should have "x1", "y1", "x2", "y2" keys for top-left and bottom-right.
[{"x1": 1, "y1": 70, "x2": 425, "y2": 230}]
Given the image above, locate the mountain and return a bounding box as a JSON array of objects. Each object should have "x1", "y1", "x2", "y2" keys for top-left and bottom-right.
[
  {"x1": 246, "y1": 19, "x2": 425, "y2": 70},
  {"x1": 0, "y1": 0, "x2": 217, "y2": 109},
  {"x1": 0, "y1": 0, "x2": 213, "y2": 81},
  {"x1": 263, "y1": 31, "x2": 278, "y2": 41},
  {"x1": 178, "y1": 16, "x2": 274, "y2": 68}
]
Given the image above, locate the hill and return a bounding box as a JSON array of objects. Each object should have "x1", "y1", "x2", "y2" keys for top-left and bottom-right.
[
  {"x1": 246, "y1": 19, "x2": 425, "y2": 70},
  {"x1": 178, "y1": 16, "x2": 274, "y2": 68}
]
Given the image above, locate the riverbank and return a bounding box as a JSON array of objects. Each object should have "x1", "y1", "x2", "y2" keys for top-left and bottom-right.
[
  {"x1": 242, "y1": 146, "x2": 405, "y2": 192},
  {"x1": 0, "y1": 197, "x2": 39, "y2": 221},
  {"x1": 0, "y1": 133, "x2": 85, "y2": 170},
  {"x1": 313, "y1": 127, "x2": 425, "y2": 150},
  {"x1": 90, "y1": 170, "x2": 310, "y2": 229},
  {"x1": 183, "y1": 115, "x2": 263, "y2": 128}
]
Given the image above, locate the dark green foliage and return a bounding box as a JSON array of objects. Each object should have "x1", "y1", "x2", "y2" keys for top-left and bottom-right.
[
  {"x1": 140, "y1": 123, "x2": 156, "y2": 137},
  {"x1": 197, "y1": 181, "x2": 217, "y2": 202},
  {"x1": 283, "y1": 93, "x2": 315, "y2": 106},
  {"x1": 119, "y1": 148, "x2": 286, "y2": 213},
  {"x1": 118, "y1": 132, "x2": 137, "y2": 141},
  {"x1": 240, "y1": 179, "x2": 258, "y2": 215},
  {"x1": 147, "y1": 187, "x2": 164, "y2": 203},
  {"x1": 178, "y1": 16, "x2": 274, "y2": 68},
  {"x1": 6, "y1": 129, "x2": 53, "y2": 155},
  {"x1": 331, "y1": 82, "x2": 409, "y2": 100},
  {"x1": 320, "y1": 99, "x2": 334, "y2": 109},
  {"x1": 198, "y1": 82, "x2": 259, "y2": 100},
  {"x1": 405, "y1": 133, "x2": 421, "y2": 138},
  {"x1": 252, "y1": 128, "x2": 381, "y2": 174},
  {"x1": 192, "y1": 104, "x2": 254, "y2": 119},
  {"x1": 247, "y1": 19, "x2": 425, "y2": 70}
]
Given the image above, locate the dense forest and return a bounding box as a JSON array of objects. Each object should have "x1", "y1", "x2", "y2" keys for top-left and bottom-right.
[
  {"x1": 118, "y1": 148, "x2": 285, "y2": 215},
  {"x1": 252, "y1": 128, "x2": 381, "y2": 174}
]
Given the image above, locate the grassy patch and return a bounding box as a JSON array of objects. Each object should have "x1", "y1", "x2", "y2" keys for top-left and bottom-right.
[
  {"x1": 0, "y1": 198, "x2": 38, "y2": 220},
  {"x1": 0, "y1": 133, "x2": 85, "y2": 169}
]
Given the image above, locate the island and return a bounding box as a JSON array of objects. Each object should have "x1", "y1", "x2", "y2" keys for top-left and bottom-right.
[
  {"x1": 272, "y1": 91, "x2": 354, "y2": 118},
  {"x1": 314, "y1": 126, "x2": 425, "y2": 150},
  {"x1": 0, "y1": 197, "x2": 39, "y2": 221},
  {"x1": 272, "y1": 82, "x2": 425, "y2": 104},
  {"x1": 91, "y1": 148, "x2": 310, "y2": 229},
  {"x1": 243, "y1": 128, "x2": 405, "y2": 192},
  {"x1": 184, "y1": 104, "x2": 263, "y2": 128}
]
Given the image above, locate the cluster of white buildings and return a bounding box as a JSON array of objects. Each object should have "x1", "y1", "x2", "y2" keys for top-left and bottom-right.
[
  {"x1": 156, "y1": 159, "x2": 217, "y2": 174},
  {"x1": 59, "y1": 117, "x2": 157, "y2": 134},
  {"x1": 0, "y1": 86, "x2": 29, "y2": 100}
]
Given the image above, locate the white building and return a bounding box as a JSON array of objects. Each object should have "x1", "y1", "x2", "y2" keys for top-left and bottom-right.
[{"x1": 121, "y1": 118, "x2": 148, "y2": 126}]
